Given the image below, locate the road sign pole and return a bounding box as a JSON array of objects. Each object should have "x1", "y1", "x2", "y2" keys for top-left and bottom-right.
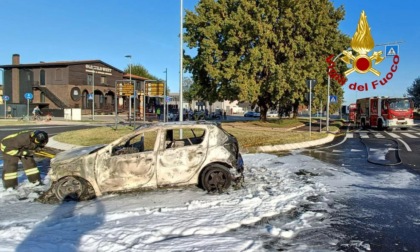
[
  {"x1": 27, "y1": 99, "x2": 30, "y2": 118},
  {"x1": 309, "y1": 81, "x2": 312, "y2": 138},
  {"x1": 133, "y1": 81, "x2": 136, "y2": 129},
  {"x1": 320, "y1": 100, "x2": 322, "y2": 132},
  {"x1": 4, "y1": 100, "x2": 6, "y2": 119}
]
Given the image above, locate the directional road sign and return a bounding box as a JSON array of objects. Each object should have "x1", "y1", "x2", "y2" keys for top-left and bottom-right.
[{"x1": 3, "y1": 95, "x2": 9, "y2": 101}]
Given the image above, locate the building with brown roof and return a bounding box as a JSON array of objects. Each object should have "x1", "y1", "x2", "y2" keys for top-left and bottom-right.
[{"x1": 0, "y1": 54, "x2": 147, "y2": 116}]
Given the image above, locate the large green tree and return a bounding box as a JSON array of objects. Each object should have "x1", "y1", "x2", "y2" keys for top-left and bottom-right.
[
  {"x1": 407, "y1": 76, "x2": 420, "y2": 108},
  {"x1": 184, "y1": 0, "x2": 349, "y2": 121}
]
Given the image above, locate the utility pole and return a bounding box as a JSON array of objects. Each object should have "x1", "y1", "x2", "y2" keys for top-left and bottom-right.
[
  {"x1": 164, "y1": 68, "x2": 168, "y2": 122},
  {"x1": 125, "y1": 55, "x2": 132, "y2": 126},
  {"x1": 179, "y1": 0, "x2": 184, "y2": 137}
]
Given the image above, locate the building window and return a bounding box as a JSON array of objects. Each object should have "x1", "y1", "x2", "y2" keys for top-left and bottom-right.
[
  {"x1": 41, "y1": 92, "x2": 45, "y2": 103},
  {"x1": 40, "y1": 70, "x2": 46, "y2": 86},
  {"x1": 101, "y1": 76, "x2": 106, "y2": 85},
  {"x1": 55, "y1": 69, "x2": 63, "y2": 80},
  {"x1": 87, "y1": 74, "x2": 93, "y2": 85}
]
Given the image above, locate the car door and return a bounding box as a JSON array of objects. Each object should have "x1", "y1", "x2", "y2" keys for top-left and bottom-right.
[
  {"x1": 95, "y1": 130, "x2": 159, "y2": 192},
  {"x1": 156, "y1": 127, "x2": 207, "y2": 186}
]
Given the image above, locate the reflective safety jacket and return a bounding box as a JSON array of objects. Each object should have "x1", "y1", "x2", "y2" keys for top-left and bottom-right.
[{"x1": 0, "y1": 131, "x2": 38, "y2": 156}]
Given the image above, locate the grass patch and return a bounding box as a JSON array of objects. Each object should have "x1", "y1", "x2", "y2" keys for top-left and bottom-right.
[
  {"x1": 0, "y1": 121, "x2": 35, "y2": 126},
  {"x1": 53, "y1": 120, "x2": 329, "y2": 149},
  {"x1": 53, "y1": 126, "x2": 134, "y2": 146}
]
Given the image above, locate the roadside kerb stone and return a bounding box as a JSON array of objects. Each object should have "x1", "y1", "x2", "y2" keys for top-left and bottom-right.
[{"x1": 256, "y1": 134, "x2": 335, "y2": 152}]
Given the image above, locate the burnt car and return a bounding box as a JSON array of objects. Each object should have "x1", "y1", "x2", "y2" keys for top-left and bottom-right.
[{"x1": 46, "y1": 121, "x2": 244, "y2": 201}]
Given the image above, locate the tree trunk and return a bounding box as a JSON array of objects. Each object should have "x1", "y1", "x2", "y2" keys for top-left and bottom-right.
[
  {"x1": 292, "y1": 102, "x2": 299, "y2": 119},
  {"x1": 257, "y1": 100, "x2": 269, "y2": 122}
]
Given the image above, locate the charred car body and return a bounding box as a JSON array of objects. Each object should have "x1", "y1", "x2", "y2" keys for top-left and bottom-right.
[{"x1": 45, "y1": 121, "x2": 244, "y2": 201}]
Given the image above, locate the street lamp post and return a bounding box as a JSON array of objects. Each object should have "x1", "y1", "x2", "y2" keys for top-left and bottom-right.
[
  {"x1": 92, "y1": 70, "x2": 95, "y2": 120},
  {"x1": 179, "y1": 0, "x2": 184, "y2": 123},
  {"x1": 164, "y1": 68, "x2": 167, "y2": 122},
  {"x1": 125, "y1": 55, "x2": 132, "y2": 126},
  {"x1": 1, "y1": 68, "x2": 5, "y2": 119}
]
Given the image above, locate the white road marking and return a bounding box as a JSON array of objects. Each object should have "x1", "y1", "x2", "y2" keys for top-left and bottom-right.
[
  {"x1": 360, "y1": 133, "x2": 369, "y2": 138},
  {"x1": 374, "y1": 133, "x2": 386, "y2": 138},
  {"x1": 385, "y1": 132, "x2": 400, "y2": 138},
  {"x1": 401, "y1": 133, "x2": 418, "y2": 138},
  {"x1": 397, "y1": 139, "x2": 412, "y2": 152}
]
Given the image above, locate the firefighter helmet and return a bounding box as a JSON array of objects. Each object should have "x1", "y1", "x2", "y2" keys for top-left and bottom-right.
[{"x1": 33, "y1": 130, "x2": 49, "y2": 147}]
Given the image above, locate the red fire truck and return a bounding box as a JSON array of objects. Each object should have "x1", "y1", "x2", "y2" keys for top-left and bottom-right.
[
  {"x1": 356, "y1": 96, "x2": 414, "y2": 130},
  {"x1": 348, "y1": 103, "x2": 357, "y2": 122}
]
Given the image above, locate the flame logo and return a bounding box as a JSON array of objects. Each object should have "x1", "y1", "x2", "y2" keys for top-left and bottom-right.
[{"x1": 341, "y1": 11, "x2": 384, "y2": 76}]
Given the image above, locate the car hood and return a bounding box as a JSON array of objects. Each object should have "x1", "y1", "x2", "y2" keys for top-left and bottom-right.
[{"x1": 51, "y1": 144, "x2": 107, "y2": 163}]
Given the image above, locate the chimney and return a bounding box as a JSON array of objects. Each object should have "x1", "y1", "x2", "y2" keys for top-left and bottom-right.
[
  {"x1": 12, "y1": 54, "x2": 20, "y2": 65},
  {"x1": 12, "y1": 54, "x2": 20, "y2": 102}
]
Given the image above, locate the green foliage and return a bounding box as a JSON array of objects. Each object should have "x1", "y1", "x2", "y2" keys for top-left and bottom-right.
[
  {"x1": 184, "y1": 0, "x2": 350, "y2": 121},
  {"x1": 406, "y1": 76, "x2": 420, "y2": 107},
  {"x1": 124, "y1": 64, "x2": 161, "y2": 82},
  {"x1": 182, "y1": 77, "x2": 196, "y2": 103}
]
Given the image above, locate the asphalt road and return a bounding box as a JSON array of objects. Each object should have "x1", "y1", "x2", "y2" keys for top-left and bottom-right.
[
  {"x1": 2, "y1": 120, "x2": 420, "y2": 251},
  {"x1": 299, "y1": 124, "x2": 420, "y2": 251}
]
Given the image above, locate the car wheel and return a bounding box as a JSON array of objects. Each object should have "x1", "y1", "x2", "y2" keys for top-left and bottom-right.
[
  {"x1": 201, "y1": 164, "x2": 232, "y2": 193},
  {"x1": 54, "y1": 176, "x2": 94, "y2": 201}
]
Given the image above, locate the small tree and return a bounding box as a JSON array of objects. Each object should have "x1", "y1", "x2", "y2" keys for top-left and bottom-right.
[{"x1": 124, "y1": 64, "x2": 160, "y2": 81}]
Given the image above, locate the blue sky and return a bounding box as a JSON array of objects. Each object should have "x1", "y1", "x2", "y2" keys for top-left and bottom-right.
[{"x1": 1, "y1": 0, "x2": 418, "y2": 105}]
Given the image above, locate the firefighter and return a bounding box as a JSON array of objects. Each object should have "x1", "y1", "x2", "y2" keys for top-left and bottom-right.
[{"x1": 0, "y1": 130, "x2": 49, "y2": 189}]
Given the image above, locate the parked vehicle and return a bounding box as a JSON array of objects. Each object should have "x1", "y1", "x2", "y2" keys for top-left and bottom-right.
[
  {"x1": 267, "y1": 111, "x2": 278, "y2": 118},
  {"x1": 244, "y1": 111, "x2": 260, "y2": 117},
  {"x1": 45, "y1": 121, "x2": 244, "y2": 201},
  {"x1": 356, "y1": 96, "x2": 414, "y2": 130},
  {"x1": 348, "y1": 103, "x2": 357, "y2": 122}
]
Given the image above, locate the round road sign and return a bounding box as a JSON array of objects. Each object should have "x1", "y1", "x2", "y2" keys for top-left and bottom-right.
[{"x1": 24, "y1": 93, "x2": 33, "y2": 100}]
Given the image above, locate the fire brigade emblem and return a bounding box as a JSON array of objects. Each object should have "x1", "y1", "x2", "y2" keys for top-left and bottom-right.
[{"x1": 341, "y1": 11, "x2": 384, "y2": 76}]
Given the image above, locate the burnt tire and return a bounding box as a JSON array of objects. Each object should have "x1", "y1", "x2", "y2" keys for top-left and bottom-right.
[
  {"x1": 54, "y1": 176, "x2": 95, "y2": 201},
  {"x1": 201, "y1": 164, "x2": 232, "y2": 193}
]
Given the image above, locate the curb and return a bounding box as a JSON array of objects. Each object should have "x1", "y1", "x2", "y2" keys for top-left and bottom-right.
[
  {"x1": 46, "y1": 136, "x2": 83, "y2": 151},
  {"x1": 256, "y1": 134, "x2": 335, "y2": 152}
]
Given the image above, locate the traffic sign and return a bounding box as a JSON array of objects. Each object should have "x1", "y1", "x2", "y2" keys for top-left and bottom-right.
[
  {"x1": 24, "y1": 93, "x2": 33, "y2": 100},
  {"x1": 121, "y1": 83, "x2": 134, "y2": 96},
  {"x1": 385, "y1": 45, "x2": 399, "y2": 57},
  {"x1": 3, "y1": 95, "x2": 9, "y2": 101},
  {"x1": 146, "y1": 83, "x2": 164, "y2": 96},
  {"x1": 87, "y1": 94, "x2": 93, "y2": 100},
  {"x1": 330, "y1": 95, "x2": 337, "y2": 103}
]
